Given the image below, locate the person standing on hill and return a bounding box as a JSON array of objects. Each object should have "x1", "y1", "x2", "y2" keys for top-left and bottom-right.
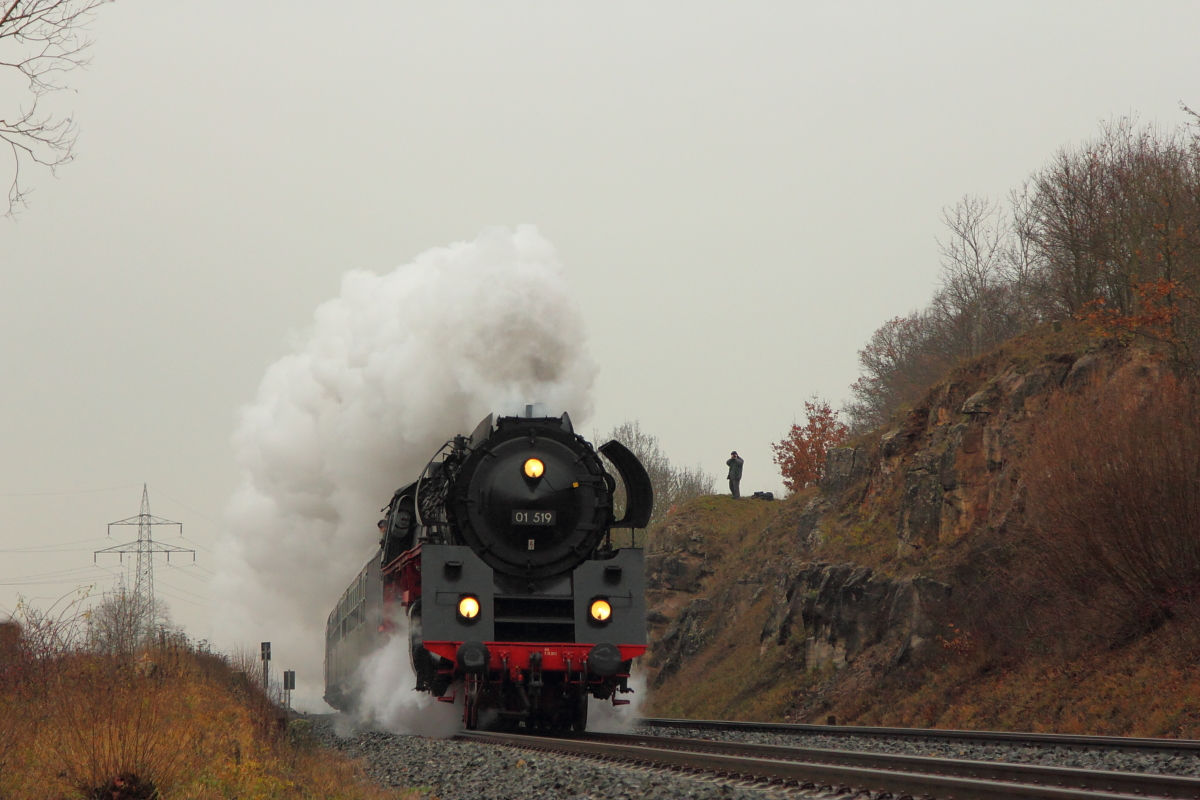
[{"x1": 726, "y1": 451, "x2": 744, "y2": 499}]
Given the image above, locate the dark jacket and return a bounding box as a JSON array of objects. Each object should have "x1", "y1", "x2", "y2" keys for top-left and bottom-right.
[{"x1": 726, "y1": 456, "x2": 744, "y2": 481}]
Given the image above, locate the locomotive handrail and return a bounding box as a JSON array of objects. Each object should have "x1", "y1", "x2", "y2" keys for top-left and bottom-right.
[{"x1": 413, "y1": 439, "x2": 454, "y2": 530}]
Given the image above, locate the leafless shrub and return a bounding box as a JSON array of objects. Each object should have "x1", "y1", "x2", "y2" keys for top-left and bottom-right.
[
  {"x1": 0, "y1": 594, "x2": 91, "y2": 797},
  {"x1": 85, "y1": 589, "x2": 147, "y2": 657},
  {"x1": 0, "y1": 596, "x2": 220, "y2": 796},
  {"x1": 48, "y1": 657, "x2": 192, "y2": 795},
  {"x1": 1023, "y1": 373, "x2": 1200, "y2": 635}
]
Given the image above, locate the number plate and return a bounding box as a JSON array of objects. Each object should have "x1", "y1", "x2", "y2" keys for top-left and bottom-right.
[{"x1": 512, "y1": 510, "x2": 556, "y2": 526}]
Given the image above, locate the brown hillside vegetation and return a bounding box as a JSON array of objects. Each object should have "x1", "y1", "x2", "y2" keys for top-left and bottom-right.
[
  {"x1": 644, "y1": 323, "x2": 1200, "y2": 736},
  {"x1": 0, "y1": 614, "x2": 413, "y2": 800},
  {"x1": 845, "y1": 116, "x2": 1200, "y2": 433}
]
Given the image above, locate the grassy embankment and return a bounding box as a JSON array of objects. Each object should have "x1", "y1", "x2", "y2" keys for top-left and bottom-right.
[
  {"x1": 642, "y1": 492, "x2": 819, "y2": 721},
  {"x1": 0, "y1": 622, "x2": 416, "y2": 800}
]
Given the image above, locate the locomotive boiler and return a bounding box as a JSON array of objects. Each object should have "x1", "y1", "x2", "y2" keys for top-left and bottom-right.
[{"x1": 324, "y1": 409, "x2": 652, "y2": 731}]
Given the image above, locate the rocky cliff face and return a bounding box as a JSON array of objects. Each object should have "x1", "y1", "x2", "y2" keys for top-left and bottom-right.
[
  {"x1": 759, "y1": 564, "x2": 952, "y2": 673},
  {"x1": 642, "y1": 332, "x2": 1169, "y2": 723}
]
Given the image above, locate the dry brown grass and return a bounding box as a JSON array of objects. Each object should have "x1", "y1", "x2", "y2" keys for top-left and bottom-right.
[
  {"x1": 645, "y1": 493, "x2": 811, "y2": 720},
  {"x1": 646, "y1": 592, "x2": 819, "y2": 721},
  {"x1": 649, "y1": 493, "x2": 788, "y2": 563},
  {"x1": 0, "y1": 611, "x2": 416, "y2": 800},
  {"x1": 830, "y1": 615, "x2": 1200, "y2": 737}
]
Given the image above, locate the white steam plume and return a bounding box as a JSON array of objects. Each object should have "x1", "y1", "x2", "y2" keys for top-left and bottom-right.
[
  {"x1": 587, "y1": 665, "x2": 649, "y2": 733},
  {"x1": 348, "y1": 622, "x2": 462, "y2": 738},
  {"x1": 213, "y1": 225, "x2": 596, "y2": 709}
]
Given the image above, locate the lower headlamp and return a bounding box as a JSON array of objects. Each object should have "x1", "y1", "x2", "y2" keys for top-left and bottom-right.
[
  {"x1": 457, "y1": 595, "x2": 481, "y2": 622},
  {"x1": 589, "y1": 598, "x2": 612, "y2": 624}
]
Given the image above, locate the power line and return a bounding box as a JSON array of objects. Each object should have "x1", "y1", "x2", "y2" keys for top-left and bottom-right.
[
  {"x1": 0, "y1": 484, "x2": 141, "y2": 498},
  {"x1": 178, "y1": 536, "x2": 214, "y2": 555},
  {"x1": 0, "y1": 565, "x2": 112, "y2": 583},
  {"x1": 161, "y1": 564, "x2": 211, "y2": 584},
  {"x1": 154, "y1": 578, "x2": 208, "y2": 601},
  {"x1": 154, "y1": 587, "x2": 210, "y2": 609},
  {"x1": 0, "y1": 536, "x2": 112, "y2": 554},
  {"x1": 0, "y1": 567, "x2": 120, "y2": 586},
  {"x1": 0, "y1": 576, "x2": 113, "y2": 588},
  {"x1": 145, "y1": 484, "x2": 226, "y2": 552}
]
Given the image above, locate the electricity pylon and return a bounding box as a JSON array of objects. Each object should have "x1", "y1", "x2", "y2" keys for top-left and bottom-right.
[{"x1": 94, "y1": 484, "x2": 193, "y2": 646}]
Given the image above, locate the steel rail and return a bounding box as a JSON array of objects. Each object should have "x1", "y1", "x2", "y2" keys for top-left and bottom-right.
[
  {"x1": 642, "y1": 717, "x2": 1200, "y2": 755},
  {"x1": 586, "y1": 730, "x2": 1200, "y2": 799},
  {"x1": 456, "y1": 729, "x2": 1190, "y2": 800}
]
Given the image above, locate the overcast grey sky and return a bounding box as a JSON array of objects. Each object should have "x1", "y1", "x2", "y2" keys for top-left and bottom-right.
[{"x1": 2, "y1": 2, "x2": 1198, "y2": 652}]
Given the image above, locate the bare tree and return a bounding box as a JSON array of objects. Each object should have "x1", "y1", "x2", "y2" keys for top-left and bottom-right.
[
  {"x1": 86, "y1": 589, "x2": 174, "y2": 656},
  {"x1": 597, "y1": 420, "x2": 714, "y2": 528},
  {"x1": 934, "y1": 195, "x2": 1017, "y2": 358},
  {"x1": 1021, "y1": 118, "x2": 1200, "y2": 317},
  {"x1": 845, "y1": 115, "x2": 1200, "y2": 434},
  {"x1": 0, "y1": 0, "x2": 109, "y2": 216},
  {"x1": 86, "y1": 589, "x2": 144, "y2": 656},
  {"x1": 1005, "y1": 182, "x2": 1057, "y2": 326},
  {"x1": 843, "y1": 312, "x2": 947, "y2": 432}
]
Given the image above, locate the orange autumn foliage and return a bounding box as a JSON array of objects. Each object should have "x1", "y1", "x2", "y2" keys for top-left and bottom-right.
[
  {"x1": 771, "y1": 399, "x2": 848, "y2": 493},
  {"x1": 1076, "y1": 278, "x2": 1190, "y2": 344}
]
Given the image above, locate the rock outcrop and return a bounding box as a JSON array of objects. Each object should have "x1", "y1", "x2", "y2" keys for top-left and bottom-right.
[
  {"x1": 759, "y1": 563, "x2": 952, "y2": 671},
  {"x1": 641, "y1": 331, "x2": 1171, "y2": 722}
]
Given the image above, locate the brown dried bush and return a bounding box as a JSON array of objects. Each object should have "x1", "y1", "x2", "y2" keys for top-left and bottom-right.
[
  {"x1": 0, "y1": 600, "x2": 409, "y2": 800},
  {"x1": 1023, "y1": 371, "x2": 1200, "y2": 635}
]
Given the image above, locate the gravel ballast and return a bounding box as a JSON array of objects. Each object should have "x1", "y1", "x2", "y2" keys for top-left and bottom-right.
[
  {"x1": 312, "y1": 714, "x2": 1200, "y2": 798},
  {"x1": 312, "y1": 716, "x2": 793, "y2": 800},
  {"x1": 639, "y1": 723, "x2": 1200, "y2": 778}
]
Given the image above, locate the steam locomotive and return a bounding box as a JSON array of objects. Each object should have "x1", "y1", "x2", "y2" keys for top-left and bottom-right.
[{"x1": 324, "y1": 409, "x2": 652, "y2": 731}]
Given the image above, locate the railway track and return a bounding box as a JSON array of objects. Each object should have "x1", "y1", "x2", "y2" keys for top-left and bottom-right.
[
  {"x1": 456, "y1": 727, "x2": 1200, "y2": 799},
  {"x1": 642, "y1": 716, "x2": 1200, "y2": 756}
]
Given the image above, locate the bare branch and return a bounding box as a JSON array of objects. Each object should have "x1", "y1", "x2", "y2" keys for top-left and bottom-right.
[
  {"x1": 596, "y1": 420, "x2": 715, "y2": 526},
  {"x1": 0, "y1": 0, "x2": 109, "y2": 217}
]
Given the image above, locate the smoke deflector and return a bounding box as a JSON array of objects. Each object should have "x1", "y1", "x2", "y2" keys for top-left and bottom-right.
[{"x1": 599, "y1": 439, "x2": 654, "y2": 529}]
